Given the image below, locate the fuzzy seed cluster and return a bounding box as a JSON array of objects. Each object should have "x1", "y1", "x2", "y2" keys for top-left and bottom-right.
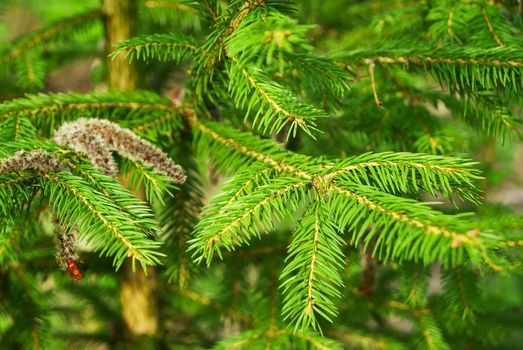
[
  {"x1": 55, "y1": 223, "x2": 79, "y2": 270},
  {"x1": 0, "y1": 150, "x2": 63, "y2": 173},
  {"x1": 54, "y1": 118, "x2": 186, "y2": 183},
  {"x1": 54, "y1": 120, "x2": 118, "y2": 176}
]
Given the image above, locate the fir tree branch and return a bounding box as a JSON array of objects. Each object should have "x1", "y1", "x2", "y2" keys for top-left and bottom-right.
[
  {"x1": 189, "y1": 113, "x2": 499, "y2": 332},
  {"x1": 385, "y1": 299, "x2": 431, "y2": 317},
  {"x1": 192, "y1": 117, "x2": 482, "y2": 203},
  {"x1": 386, "y1": 78, "x2": 521, "y2": 141},
  {"x1": 0, "y1": 171, "x2": 40, "y2": 218},
  {"x1": 328, "y1": 329, "x2": 407, "y2": 350},
  {"x1": 119, "y1": 158, "x2": 174, "y2": 204},
  {"x1": 341, "y1": 47, "x2": 523, "y2": 68},
  {"x1": 227, "y1": 0, "x2": 265, "y2": 36},
  {"x1": 447, "y1": 5, "x2": 455, "y2": 39},
  {"x1": 221, "y1": 8, "x2": 334, "y2": 138},
  {"x1": 338, "y1": 45, "x2": 523, "y2": 95},
  {"x1": 191, "y1": 0, "x2": 265, "y2": 95},
  {"x1": 399, "y1": 266, "x2": 429, "y2": 307},
  {"x1": 284, "y1": 54, "x2": 352, "y2": 97},
  {"x1": 0, "y1": 10, "x2": 101, "y2": 63},
  {"x1": 190, "y1": 178, "x2": 308, "y2": 264},
  {"x1": 498, "y1": 239, "x2": 523, "y2": 247},
  {"x1": 227, "y1": 62, "x2": 324, "y2": 139},
  {"x1": 276, "y1": 329, "x2": 343, "y2": 350},
  {"x1": 225, "y1": 167, "x2": 275, "y2": 206},
  {"x1": 7, "y1": 262, "x2": 50, "y2": 350},
  {"x1": 131, "y1": 111, "x2": 180, "y2": 135},
  {"x1": 0, "y1": 184, "x2": 31, "y2": 216},
  {"x1": 40, "y1": 172, "x2": 163, "y2": 270},
  {"x1": 110, "y1": 33, "x2": 199, "y2": 62},
  {"x1": 482, "y1": 5, "x2": 505, "y2": 47},
  {"x1": 189, "y1": 116, "x2": 314, "y2": 177},
  {"x1": 0, "y1": 116, "x2": 37, "y2": 142},
  {"x1": 225, "y1": 8, "x2": 315, "y2": 68},
  {"x1": 280, "y1": 199, "x2": 345, "y2": 332},
  {"x1": 211, "y1": 329, "x2": 261, "y2": 349},
  {"x1": 200, "y1": 0, "x2": 219, "y2": 21},
  {"x1": 143, "y1": 0, "x2": 196, "y2": 12},
  {"x1": 442, "y1": 266, "x2": 481, "y2": 324},
  {"x1": 162, "y1": 128, "x2": 203, "y2": 286},
  {"x1": 211, "y1": 328, "x2": 343, "y2": 350},
  {"x1": 191, "y1": 117, "x2": 482, "y2": 202},
  {"x1": 64, "y1": 158, "x2": 162, "y2": 237},
  {"x1": 163, "y1": 185, "x2": 200, "y2": 287},
  {"x1": 15, "y1": 51, "x2": 46, "y2": 90},
  {"x1": 1, "y1": 0, "x2": 521, "y2": 347},
  {"x1": 418, "y1": 315, "x2": 450, "y2": 350},
  {"x1": 0, "y1": 224, "x2": 20, "y2": 266},
  {"x1": 0, "y1": 92, "x2": 178, "y2": 138},
  {"x1": 325, "y1": 152, "x2": 482, "y2": 203},
  {"x1": 328, "y1": 183, "x2": 486, "y2": 265},
  {"x1": 170, "y1": 286, "x2": 220, "y2": 310},
  {"x1": 189, "y1": 116, "x2": 494, "y2": 268}
]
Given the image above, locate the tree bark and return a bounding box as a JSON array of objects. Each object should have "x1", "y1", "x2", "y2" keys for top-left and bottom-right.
[
  {"x1": 102, "y1": 0, "x2": 158, "y2": 343},
  {"x1": 119, "y1": 264, "x2": 158, "y2": 337},
  {"x1": 103, "y1": 0, "x2": 137, "y2": 91}
]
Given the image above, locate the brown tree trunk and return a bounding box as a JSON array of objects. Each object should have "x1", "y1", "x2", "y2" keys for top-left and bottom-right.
[
  {"x1": 119, "y1": 264, "x2": 158, "y2": 337},
  {"x1": 103, "y1": 0, "x2": 137, "y2": 91},
  {"x1": 102, "y1": 0, "x2": 158, "y2": 344}
]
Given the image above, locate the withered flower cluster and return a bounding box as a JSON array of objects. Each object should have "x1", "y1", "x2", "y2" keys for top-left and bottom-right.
[
  {"x1": 54, "y1": 118, "x2": 186, "y2": 183},
  {"x1": 55, "y1": 223, "x2": 80, "y2": 270},
  {"x1": 54, "y1": 223, "x2": 83, "y2": 280},
  {"x1": 0, "y1": 150, "x2": 63, "y2": 173}
]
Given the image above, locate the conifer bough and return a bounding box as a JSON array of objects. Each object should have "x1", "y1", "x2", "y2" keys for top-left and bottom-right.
[
  {"x1": 0, "y1": 117, "x2": 186, "y2": 272},
  {"x1": 0, "y1": 0, "x2": 522, "y2": 348}
]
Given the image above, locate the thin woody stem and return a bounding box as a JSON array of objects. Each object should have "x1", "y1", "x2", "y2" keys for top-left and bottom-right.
[
  {"x1": 482, "y1": 6, "x2": 504, "y2": 47},
  {"x1": 367, "y1": 60, "x2": 383, "y2": 108}
]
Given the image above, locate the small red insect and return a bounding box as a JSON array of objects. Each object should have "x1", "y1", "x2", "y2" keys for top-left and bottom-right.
[{"x1": 66, "y1": 259, "x2": 83, "y2": 281}]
